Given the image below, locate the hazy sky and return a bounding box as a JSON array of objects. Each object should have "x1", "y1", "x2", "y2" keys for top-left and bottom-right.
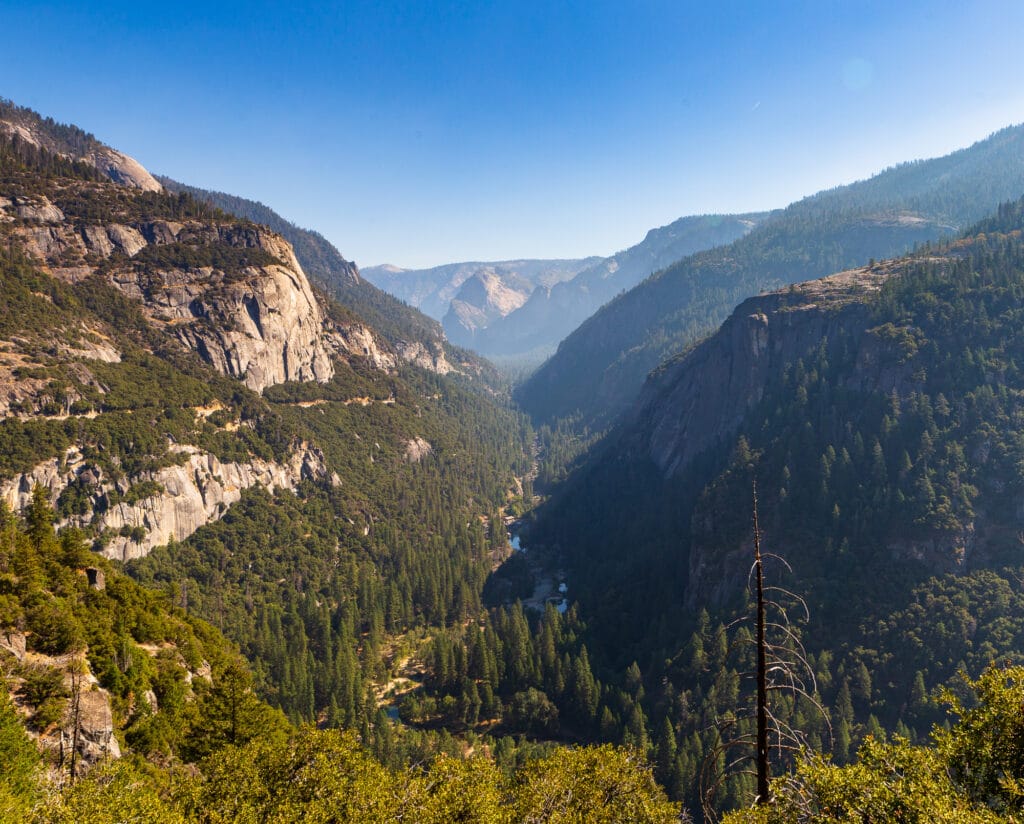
[{"x1": 3, "y1": 1, "x2": 1024, "y2": 268}]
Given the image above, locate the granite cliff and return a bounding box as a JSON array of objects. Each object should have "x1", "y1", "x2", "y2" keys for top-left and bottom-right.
[
  {"x1": 0, "y1": 110, "x2": 408, "y2": 559},
  {"x1": 4, "y1": 196, "x2": 342, "y2": 393},
  {"x1": 0, "y1": 441, "x2": 331, "y2": 561},
  {"x1": 157, "y1": 177, "x2": 475, "y2": 380},
  {"x1": 635, "y1": 267, "x2": 890, "y2": 478}
]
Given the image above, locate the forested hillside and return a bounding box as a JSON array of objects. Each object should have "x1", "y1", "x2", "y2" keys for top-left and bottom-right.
[
  {"x1": 0, "y1": 100, "x2": 684, "y2": 821},
  {"x1": 518, "y1": 124, "x2": 1024, "y2": 430},
  {"x1": 515, "y1": 197, "x2": 1024, "y2": 816},
  {"x1": 0, "y1": 488, "x2": 678, "y2": 822}
]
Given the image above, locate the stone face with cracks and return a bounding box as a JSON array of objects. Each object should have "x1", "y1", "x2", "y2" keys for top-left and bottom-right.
[
  {"x1": 12, "y1": 214, "x2": 352, "y2": 395},
  {"x1": 0, "y1": 443, "x2": 331, "y2": 561},
  {"x1": 633, "y1": 267, "x2": 890, "y2": 480},
  {"x1": 111, "y1": 225, "x2": 338, "y2": 393}
]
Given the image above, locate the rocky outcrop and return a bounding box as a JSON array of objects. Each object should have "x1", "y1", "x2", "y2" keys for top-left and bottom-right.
[
  {"x1": 99, "y1": 444, "x2": 330, "y2": 561},
  {"x1": 0, "y1": 442, "x2": 331, "y2": 561},
  {"x1": 114, "y1": 224, "x2": 336, "y2": 392},
  {"x1": 0, "y1": 629, "x2": 26, "y2": 661},
  {"x1": 80, "y1": 223, "x2": 147, "y2": 258},
  {"x1": 633, "y1": 267, "x2": 890, "y2": 479},
  {"x1": 329, "y1": 322, "x2": 397, "y2": 371},
  {"x1": 59, "y1": 333, "x2": 122, "y2": 364},
  {"x1": 403, "y1": 437, "x2": 433, "y2": 463},
  {"x1": 395, "y1": 340, "x2": 454, "y2": 375},
  {"x1": 87, "y1": 148, "x2": 161, "y2": 192},
  {"x1": 0, "y1": 117, "x2": 162, "y2": 192},
  {"x1": 73, "y1": 688, "x2": 121, "y2": 763},
  {"x1": 0, "y1": 449, "x2": 80, "y2": 512},
  {"x1": 0, "y1": 336, "x2": 118, "y2": 417},
  {"x1": 12, "y1": 212, "x2": 339, "y2": 393},
  {"x1": 6, "y1": 649, "x2": 121, "y2": 773},
  {"x1": 10, "y1": 194, "x2": 65, "y2": 223}
]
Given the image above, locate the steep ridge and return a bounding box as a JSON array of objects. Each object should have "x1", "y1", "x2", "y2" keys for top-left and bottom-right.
[
  {"x1": 363, "y1": 257, "x2": 599, "y2": 356},
  {"x1": 638, "y1": 266, "x2": 889, "y2": 478},
  {"x1": 477, "y1": 212, "x2": 766, "y2": 359},
  {"x1": 518, "y1": 124, "x2": 1024, "y2": 429},
  {"x1": 10, "y1": 208, "x2": 338, "y2": 393},
  {"x1": 521, "y1": 199, "x2": 1024, "y2": 814},
  {"x1": 158, "y1": 177, "x2": 471, "y2": 380},
  {"x1": 157, "y1": 177, "x2": 361, "y2": 288},
  {"x1": 0, "y1": 131, "x2": 391, "y2": 558},
  {"x1": 0, "y1": 116, "x2": 502, "y2": 561},
  {"x1": 0, "y1": 98, "x2": 161, "y2": 192},
  {"x1": 535, "y1": 230, "x2": 1005, "y2": 627}
]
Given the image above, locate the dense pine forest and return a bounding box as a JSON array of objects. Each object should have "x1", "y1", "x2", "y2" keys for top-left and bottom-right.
[
  {"x1": 518, "y1": 199, "x2": 1024, "y2": 818},
  {"x1": 0, "y1": 102, "x2": 686, "y2": 821}
]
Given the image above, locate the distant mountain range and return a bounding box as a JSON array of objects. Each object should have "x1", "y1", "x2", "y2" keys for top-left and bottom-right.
[
  {"x1": 517, "y1": 123, "x2": 1024, "y2": 429},
  {"x1": 362, "y1": 258, "x2": 599, "y2": 354},
  {"x1": 475, "y1": 213, "x2": 767, "y2": 361},
  {"x1": 365, "y1": 213, "x2": 763, "y2": 362}
]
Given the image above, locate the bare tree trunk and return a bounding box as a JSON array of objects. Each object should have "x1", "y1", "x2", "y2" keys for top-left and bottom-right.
[
  {"x1": 69, "y1": 668, "x2": 82, "y2": 784},
  {"x1": 753, "y1": 480, "x2": 769, "y2": 805}
]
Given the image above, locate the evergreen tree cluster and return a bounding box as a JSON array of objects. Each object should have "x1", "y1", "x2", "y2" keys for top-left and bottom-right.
[{"x1": 523, "y1": 200, "x2": 1024, "y2": 815}]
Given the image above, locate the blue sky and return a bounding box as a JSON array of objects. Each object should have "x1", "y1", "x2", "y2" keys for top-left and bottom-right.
[{"x1": 3, "y1": 1, "x2": 1024, "y2": 267}]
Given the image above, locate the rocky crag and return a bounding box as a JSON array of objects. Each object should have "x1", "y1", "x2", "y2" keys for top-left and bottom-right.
[
  {"x1": 0, "y1": 98, "x2": 161, "y2": 192},
  {"x1": 0, "y1": 107, "x2": 411, "y2": 557},
  {"x1": 635, "y1": 266, "x2": 892, "y2": 478},
  {"x1": 0, "y1": 442, "x2": 331, "y2": 561}
]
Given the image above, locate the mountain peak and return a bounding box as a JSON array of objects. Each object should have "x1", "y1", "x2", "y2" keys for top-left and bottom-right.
[{"x1": 0, "y1": 98, "x2": 162, "y2": 192}]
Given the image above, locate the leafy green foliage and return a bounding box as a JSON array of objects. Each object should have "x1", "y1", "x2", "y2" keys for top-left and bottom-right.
[
  {"x1": 724, "y1": 666, "x2": 1024, "y2": 823},
  {"x1": 0, "y1": 489, "x2": 261, "y2": 762},
  {"x1": 0, "y1": 683, "x2": 43, "y2": 820},
  {"x1": 514, "y1": 744, "x2": 682, "y2": 823},
  {"x1": 37, "y1": 760, "x2": 186, "y2": 824},
  {"x1": 176, "y1": 728, "x2": 679, "y2": 824}
]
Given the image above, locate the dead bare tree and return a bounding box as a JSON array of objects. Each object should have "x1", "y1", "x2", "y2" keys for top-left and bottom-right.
[
  {"x1": 698, "y1": 479, "x2": 831, "y2": 822},
  {"x1": 67, "y1": 665, "x2": 83, "y2": 784}
]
